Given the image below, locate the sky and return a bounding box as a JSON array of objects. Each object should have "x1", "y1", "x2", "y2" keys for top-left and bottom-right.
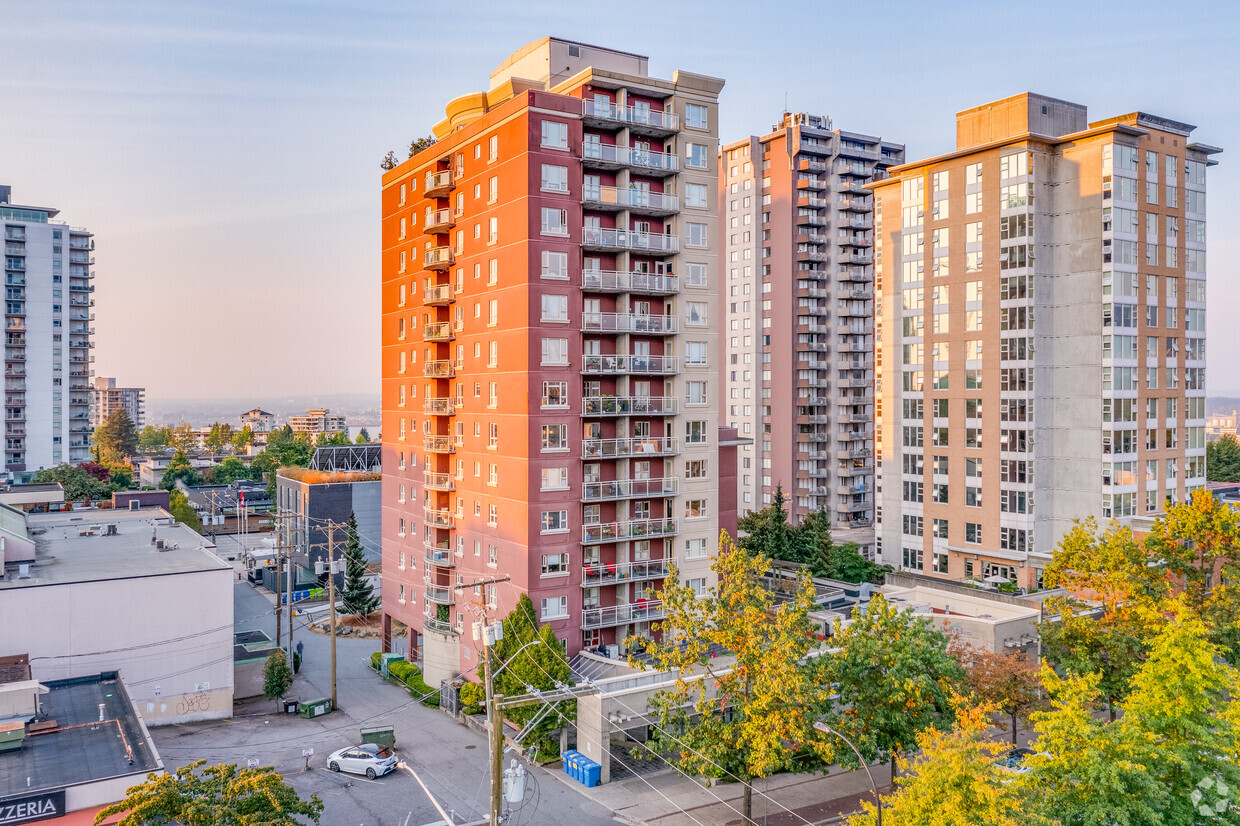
[{"x1": 2, "y1": 0, "x2": 1238, "y2": 399}]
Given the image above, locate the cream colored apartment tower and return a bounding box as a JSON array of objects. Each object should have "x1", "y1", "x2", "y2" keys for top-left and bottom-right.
[
  {"x1": 873, "y1": 93, "x2": 1218, "y2": 589},
  {"x1": 719, "y1": 114, "x2": 903, "y2": 538}
]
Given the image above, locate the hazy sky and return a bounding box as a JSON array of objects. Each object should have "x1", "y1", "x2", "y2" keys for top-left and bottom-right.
[{"x1": 3, "y1": 0, "x2": 1238, "y2": 398}]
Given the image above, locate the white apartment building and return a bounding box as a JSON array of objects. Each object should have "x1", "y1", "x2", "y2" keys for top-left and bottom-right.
[{"x1": 1, "y1": 186, "x2": 94, "y2": 474}]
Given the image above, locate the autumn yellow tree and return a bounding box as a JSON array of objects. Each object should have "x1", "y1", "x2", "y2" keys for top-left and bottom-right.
[
  {"x1": 629, "y1": 531, "x2": 832, "y2": 825},
  {"x1": 844, "y1": 702, "x2": 1027, "y2": 826},
  {"x1": 950, "y1": 642, "x2": 1043, "y2": 747}
]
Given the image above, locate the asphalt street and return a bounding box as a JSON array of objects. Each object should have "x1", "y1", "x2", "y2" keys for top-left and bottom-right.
[{"x1": 148, "y1": 536, "x2": 616, "y2": 826}]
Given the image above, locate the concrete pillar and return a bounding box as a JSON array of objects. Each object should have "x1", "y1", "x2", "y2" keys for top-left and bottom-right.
[{"x1": 577, "y1": 692, "x2": 611, "y2": 785}]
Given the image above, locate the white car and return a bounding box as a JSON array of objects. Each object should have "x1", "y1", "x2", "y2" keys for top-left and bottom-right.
[{"x1": 327, "y1": 743, "x2": 397, "y2": 778}]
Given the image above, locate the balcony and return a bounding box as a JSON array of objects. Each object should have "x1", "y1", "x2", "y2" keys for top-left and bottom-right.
[
  {"x1": 796, "y1": 213, "x2": 827, "y2": 227},
  {"x1": 797, "y1": 177, "x2": 827, "y2": 191},
  {"x1": 581, "y1": 312, "x2": 678, "y2": 335},
  {"x1": 424, "y1": 284, "x2": 454, "y2": 306},
  {"x1": 798, "y1": 159, "x2": 827, "y2": 174},
  {"x1": 837, "y1": 483, "x2": 869, "y2": 497},
  {"x1": 3, "y1": 245, "x2": 23, "y2": 256},
  {"x1": 423, "y1": 360, "x2": 455, "y2": 378},
  {"x1": 582, "y1": 270, "x2": 679, "y2": 295},
  {"x1": 581, "y1": 99, "x2": 679, "y2": 135},
  {"x1": 583, "y1": 477, "x2": 678, "y2": 502},
  {"x1": 581, "y1": 600, "x2": 666, "y2": 630},
  {"x1": 3, "y1": 230, "x2": 23, "y2": 242},
  {"x1": 424, "y1": 508, "x2": 455, "y2": 529},
  {"x1": 4, "y1": 262, "x2": 24, "y2": 272},
  {"x1": 582, "y1": 436, "x2": 679, "y2": 459},
  {"x1": 797, "y1": 250, "x2": 828, "y2": 263},
  {"x1": 839, "y1": 197, "x2": 872, "y2": 212},
  {"x1": 424, "y1": 617, "x2": 457, "y2": 635},
  {"x1": 843, "y1": 251, "x2": 873, "y2": 265},
  {"x1": 423, "y1": 321, "x2": 454, "y2": 342},
  {"x1": 581, "y1": 518, "x2": 678, "y2": 545},
  {"x1": 423, "y1": 471, "x2": 455, "y2": 491},
  {"x1": 424, "y1": 208, "x2": 455, "y2": 234},
  {"x1": 582, "y1": 559, "x2": 671, "y2": 587},
  {"x1": 424, "y1": 247, "x2": 454, "y2": 270},
  {"x1": 582, "y1": 354, "x2": 679, "y2": 375},
  {"x1": 582, "y1": 186, "x2": 678, "y2": 216},
  {"x1": 425, "y1": 543, "x2": 455, "y2": 568},
  {"x1": 424, "y1": 170, "x2": 454, "y2": 197},
  {"x1": 581, "y1": 228, "x2": 678, "y2": 254},
  {"x1": 581, "y1": 396, "x2": 677, "y2": 417},
  {"x1": 425, "y1": 584, "x2": 455, "y2": 605},
  {"x1": 581, "y1": 142, "x2": 678, "y2": 176},
  {"x1": 797, "y1": 232, "x2": 828, "y2": 246},
  {"x1": 424, "y1": 435, "x2": 455, "y2": 453},
  {"x1": 424, "y1": 397, "x2": 455, "y2": 415}
]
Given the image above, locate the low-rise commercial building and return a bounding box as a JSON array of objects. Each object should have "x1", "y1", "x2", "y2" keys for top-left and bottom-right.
[
  {"x1": 0, "y1": 507, "x2": 234, "y2": 724},
  {"x1": 288, "y1": 408, "x2": 346, "y2": 437}
]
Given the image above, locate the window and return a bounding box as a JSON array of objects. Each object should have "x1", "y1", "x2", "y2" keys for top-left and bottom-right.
[
  {"x1": 686, "y1": 143, "x2": 709, "y2": 169},
  {"x1": 541, "y1": 467, "x2": 569, "y2": 490},
  {"x1": 541, "y1": 553, "x2": 569, "y2": 575},
  {"x1": 685, "y1": 499, "x2": 707, "y2": 518},
  {"x1": 541, "y1": 250, "x2": 568, "y2": 280},
  {"x1": 686, "y1": 302, "x2": 708, "y2": 326},
  {"x1": 541, "y1": 294, "x2": 568, "y2": 322},
  {"x1": 966, "y1": 192, "x2": 982, "y2": 214},
  {"x1": 488, "y1": 175, "x2": 498, "y2": 203},
  {"x1": 488, "y1": 299, "x2": 498, "y2": 326},
  {"x1": 686, "y1": 420, "x2": 708, "y2": 443},
  {"x1": 965, "y1": 523, "x2": 982, "y2": 544},
  {"x1": 686, "y1": 222, "x2": 708, "y2": 247},
  {"x1": 540, "y1": 596, "x2": 568, "y2": 620},
  {"x1": 541, "y1": 381, "x2": 568, "y2": 408},
  {"x1": 541, "y1": 120, "x2": 568, "y2": 149},
  {"x1": 541, "y1": 164, "x2": 568, "y2": 192},
  {"x1": 685, "y1": 341, "x2": 708, "y2": 365},
  {"x1": 488, "y1": 422, "x2": 498, "y2": 448},
  {"x1": 686, "y1": 381, "x2": 707, "y2": 405},
  {"x1": 541, "y1": 424, "x2": 568, "y2": 451},
  {"x1": 686, "y1": 183, "x2": 708, "y2": 208},
  {"x1": 541, "y1": 510, "x2": 569, "y2": 533},
  {"x1": 685, "y1": 103, "x2": 708, "y2": 129},
  {"x1": 488, "y1": 506, "x2": 498, "y2": 528},
  {"x1": 541, "y1": 208, "x2": 568, "y2": 236},
  {"x1": 686, "y1": 262, "x2": 708, "y2": 287},
  {"x1": 541, "y1": 338, "x2": 568, "y2": 365},
  {"x1": 685, "y1": 538, "x2": 708, "y2": 559}
]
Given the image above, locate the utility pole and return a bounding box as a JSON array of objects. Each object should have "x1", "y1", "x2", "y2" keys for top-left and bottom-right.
[
  {"x1": 286, "y1": 507, "x2": 295, "y2": 659},
  {"x1": 327, "y1": 521, "x2": 338, "y2": 710},
  {"x1": 456, "y1": 575, "x2": 510, "y2": 826},
  {"x1": 274, "y1": 507, "x2": 283, "y2": 653}
]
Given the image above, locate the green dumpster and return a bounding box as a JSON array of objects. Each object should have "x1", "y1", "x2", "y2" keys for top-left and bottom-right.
[
  {"x1": 361, "y1": 725, "x2": 395, "y2": 749},
  {"x1": 299, "y1": 697, "x2": 333, "y2": 719}
]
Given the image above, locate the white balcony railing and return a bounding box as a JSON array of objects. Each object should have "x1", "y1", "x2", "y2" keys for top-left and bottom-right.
[
  {"x1": 581, "y1": 600, "x2": 666, "y2": 629},
  {"x1": 582, "y1": 437, "x2": 679, "y2": 458},
  {"x1": 582, "y1": 477, "x2": 678, "y2": 501},
  {"x1": 581, "y1": 312, "x2": 678, "y2": 335},
  {"x1": 581, "y1": 518, "x2": 678, "y2": 544},
  {"x1": 581, "y1": 396, "x2": 678, "y2": 416},
  {"x1": 581, "y1": 270, "x2": 679, "y2": 294},
  {"x1": 582, "y1": 354, "x2": 679, "y2": 374}
]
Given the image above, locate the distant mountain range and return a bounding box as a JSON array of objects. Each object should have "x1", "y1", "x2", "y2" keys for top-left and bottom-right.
[{"x1": 145, "y1": 393, "x2": 380, "y2": 428}]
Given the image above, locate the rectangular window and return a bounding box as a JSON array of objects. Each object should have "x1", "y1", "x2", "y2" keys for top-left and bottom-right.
[
  {"x1": 541, "y1": 250, "x2": 568, "y2": 279},
  {"x1": 686, "y1": 301, "x2": 708, "y2": 326},
  {"x1": 540, "y1": 208, "x2": 568, "y2": 236},
  {"x1": 541, "y1": 381, "x2": 568, "y2": 408},
  {"x1": 540, "y1": 424, "x2": 568, "y2": 451},
  {"x1": 540, "y1": 164, "x2": 568, "y2": 192},
  {"x1": 541, "y1": 467, "x2": 569, "y2": 490},
  {"x1": 540, "y1": 510, "x2": 569, "y2": 533},
  {"x1": 685, "y1": 499, "x2": 707, "y2": 518},
  {"x1": 541, "y1": 338, "x2": 569, "y2": 365},
  {"x1": 686, "y1": 222, "x2": 708, "y2": 247},
  {"x1": 541, "y1": 553, "x2": 569, "y2": 575},
  {"x1": 541, "y1": 121, "x2": 568, "y2": 149},
  {"x1": 685, "y1": 420, "x2": 708, "y2": 443},
  {"x1": 540, "y1": 596, "x2": 568, "y2": 620},
  {"x1": 685, "y1": 103, "x2": 708, "y2": 129},
  {"x1": 540, "y1": 294, "x2": 568, "y2": 322},
  {"x1": 686, "y1": 183, "x2": 708, "y2": 208},
  {"x1": 686, "y1": 143, "x2": 709, "y2": 169}
]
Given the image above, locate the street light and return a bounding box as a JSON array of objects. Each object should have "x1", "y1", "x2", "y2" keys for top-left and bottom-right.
[
  {"x1": 492, "y1": 638, "x2": 542, "y2": 681},
  {"x1": 814, "y1": 721, "x2": 881, "y2": 826}
]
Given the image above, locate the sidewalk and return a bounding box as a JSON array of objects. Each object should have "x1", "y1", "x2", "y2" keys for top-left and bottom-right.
[{"x1": 547, "y1": 759, "x2": 892, "y2": 826}]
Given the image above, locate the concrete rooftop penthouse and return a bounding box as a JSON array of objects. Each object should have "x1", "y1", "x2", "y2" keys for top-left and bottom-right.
[{"x1": 1, "y1": 507, "x2": 225, "y2": 589}]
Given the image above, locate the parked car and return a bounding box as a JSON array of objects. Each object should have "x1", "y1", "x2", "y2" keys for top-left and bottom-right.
[
  {"x1": 996, "y1": 747, "x2": 1038, "y2": 774},
  {"x1": 327, "y1": 743, "x2": 398, "y2": 778}
]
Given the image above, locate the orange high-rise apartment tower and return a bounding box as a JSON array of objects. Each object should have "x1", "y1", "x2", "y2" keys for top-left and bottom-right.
[
  {"x1": 873, "y1": 93, "x2": 1219, "y2": 589},
  {"x1": 380, "y1": 39, "x2": 726, "y2": 684}
]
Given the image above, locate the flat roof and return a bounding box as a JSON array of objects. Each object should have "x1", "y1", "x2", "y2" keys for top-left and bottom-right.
[
  {"x1": 2, "y1": 508, "x2": 228, "y2": 590},
  {"x1": 0, "y1": 673, "x2": 160, "y2": 798}
]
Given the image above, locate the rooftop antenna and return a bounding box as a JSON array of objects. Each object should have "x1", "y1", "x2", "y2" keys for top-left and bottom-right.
[{"x1": 785, "y1": 91, "x2": 788, "y2": 114}]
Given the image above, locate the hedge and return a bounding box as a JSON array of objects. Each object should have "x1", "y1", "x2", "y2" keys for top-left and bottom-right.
[
  {"x1": 370, "y1": 651, "x2": 382, "y2": 670},
  {"x1": 384, "y1": 659, "x2": 439, "y2": 707}
]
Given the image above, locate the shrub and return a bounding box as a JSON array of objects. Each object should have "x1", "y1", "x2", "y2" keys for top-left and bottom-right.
[
  {"x1": 388, "y1": 660, "x2": 416, "y2": 684},
  {"x1": 460, "y1": 681, "x2": 486, "y2": 715},
  {"x1": 406, "y1": 671, "x2": 439, "y2": 707},
  {"x1": 370, "y1": 652, "x2": 382, "y2": 670}
]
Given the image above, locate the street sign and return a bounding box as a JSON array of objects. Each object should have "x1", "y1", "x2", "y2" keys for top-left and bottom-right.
[
  {"x1": 247, "y1": 758, "x2": 259, "y2": 768},
  {"x1": 302, "y1": 747, "x2": 314, "y2": 757}
]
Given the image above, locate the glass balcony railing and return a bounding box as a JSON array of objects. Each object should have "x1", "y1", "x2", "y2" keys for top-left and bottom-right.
[
  {"x1": 581, "y1": 559, "x2": 671, "y2": 586},
  {"x1": 581, "y1": 270, "x2": 679, "y2": 295},
  {"x1": 581, "y1": 518, "x2": 678, "y2": 545},
  {"x1": 582, "y1": 354, "x2": 679, "y2": 375},
  {"x1": 581, "y1": 396, "x2": 677, "y2": 416},
  {"x1": 581, "y1": 437, "x2": 679, "y2": 459},
  {"x1": 582, "y1": 477, "x2": 678, "y2": 501},
  {"x1": 581, "y1": 228, "x2": 678, "y2": 253},
  {"x1": 581, "y1": 600, "x2": 666, "y2": 629},
  {"x1": 581, "y1": 312, "x2": 678, "y2": 335},
  {"x1": 581, "y1": 99, "x2": 679, "y2": 132}
]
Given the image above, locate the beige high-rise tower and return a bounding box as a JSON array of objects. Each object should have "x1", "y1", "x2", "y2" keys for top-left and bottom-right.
[{"x1": 873, "y1": 93, "x2": 1218, "y2": 588}]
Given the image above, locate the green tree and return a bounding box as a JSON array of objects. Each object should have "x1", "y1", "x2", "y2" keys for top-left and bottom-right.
[
  {"x1": 263, "y1": 650, "x2": 293, "y2": 706},
  {"x1": 735, "y1": 484, "x2": 794, "y2": 561},
  {"x1": 340, "y1": 511, "x2": 378, "y2": 620},
  {"x1": 380, "y1": 150, "x2": 399, "y2": 170},
  {"x1": 266, "y1": 426, "x2": 313, "y2": 468},
  {"x1": 232, "y1": 424, "x2": 254, "y2": 453},
  {"x1": 355, "y1": 427, "x2": 371, "y2": 444},
  {"x1": 168, "y1": 489, "x2": 203, "y2": 533},
  {"x1": 630, "y1": 532, "x2": 831, "y2": 823},
  {"x1": 210, "y1": 456, "x2": 251, "y2": 485},
  {"x1": 845, "y1": 703, "x2": 1026, "y2": 826},
  {"x1": 94, "y1": 759, "x2": 322, "y2": 825},
  {"x1": 1208, "y1": 433, "x2": 1240, "y2": 482},
  {"x1": 160, "y1": 449, "x2": 203, "y2": 490},
  {"x1": 1144, "y1": 488, "x2": 1240, "y2": 613},
  {"x1": 1120, "y1": 604, "x2": 1240, "y2": 824},
  {"x1": 821, "y1": 593, "x2": 965, "y2": 776},
  {"x1": 107, "y1": 464, "x2": 133, "y2": 491},
  {"x1": 171, "y1": 421, "x2": 199, "y2": 451},
  {"x1": 138, "y1": 424, "x2": 172, "y2": 453},
  {"x1": 203, "y1": 422, "x2": 234, "y2": 455},
  {"x1": 408, "y1": 134, "x2": 437, "y2": 158},
  {"x1": 1018, "y1": 669, "x2": 1169, "y2": 826},
  {"x1": 93, "y1": 407, "x2": 139, "y2": 464},
  {"x1": 33, "y1": 463, "x2": 110, "y2": 501},
  {"x1": 485, "y1": 593, "x2": 574, "y2": 758},
  {"x1": 320, "y1": 430, "x2": 351, "y2": 446}
]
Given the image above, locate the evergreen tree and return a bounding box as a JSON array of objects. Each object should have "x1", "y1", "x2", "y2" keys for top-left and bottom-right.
[
  {"x1": 1208, "y1": 433, "x2": 1240, "y2": 482},
  {"x1": 735, "y1": 484, "x2": 794, "y2": 561},
  {"x1": 355, "y1": 427, "x2": 371, "y2": 444},
  {"x1": 169, "y1": 489, "x2": 203, "y2": 533},
  {"x1": 340, "y1": 511, "x2": 378, "y2": 620},
  {"x1": 94, "y1": 406, "x2": 139, "y2": 464},
  {"x1": 160, "y1": 449, "x2": 202, "y2": 490}
]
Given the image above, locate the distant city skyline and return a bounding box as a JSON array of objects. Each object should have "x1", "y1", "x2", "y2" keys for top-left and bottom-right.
[{"x1": 2, "y1": 0, "x2": 1235, "y2": 397}]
